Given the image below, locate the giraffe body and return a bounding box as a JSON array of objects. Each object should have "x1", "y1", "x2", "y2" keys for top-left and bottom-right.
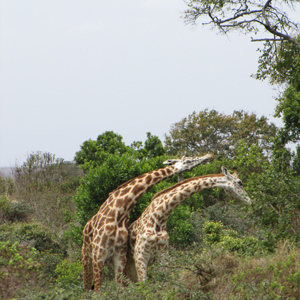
[
  {"x1": 125, "y1": 166, "x2": 251, "y2": 282},
  {"x1": 81, "y1": 154, "x2": 214, "y2": 292}
]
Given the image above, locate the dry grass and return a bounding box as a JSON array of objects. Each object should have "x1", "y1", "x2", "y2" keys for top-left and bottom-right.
[
  {"x1": 154, "y1": 242, "x2": 300, "y2": 299},
  {"x1": 212, "y1": 242, "x2": 300, "y2": 299}
]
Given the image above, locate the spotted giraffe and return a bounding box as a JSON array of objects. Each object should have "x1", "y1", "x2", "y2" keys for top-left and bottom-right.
[
  {"x1": 81, "y1": 154, "x2": 214, "y2": 292},
  {"x1": 125, "y1": 166, "x2": 251, "y2": 282}
]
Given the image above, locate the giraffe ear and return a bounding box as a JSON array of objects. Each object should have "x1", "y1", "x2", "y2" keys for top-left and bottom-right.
[
  {"x1": 221, "y1": 166, "x2": 233, "y2": 179},
  {"x1": 221, "y1": 166, "x2": 228, "y2": 175}
]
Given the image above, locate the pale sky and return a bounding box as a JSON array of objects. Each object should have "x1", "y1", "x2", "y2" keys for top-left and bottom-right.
[{"x1": 0, "y1": 0, "x2": 294, "y2": 167}]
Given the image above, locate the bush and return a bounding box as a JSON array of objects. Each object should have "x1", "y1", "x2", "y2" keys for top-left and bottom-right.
[
  {"x1": 16, "y1": 223, "x2": 67, "y2": 255},
  {"x1": 55, "y1": 259, "x2": 83, "y2": 287},
  {"x1": 0, "y1": 177, "x2": 14, "y2": 195},
  {"x1": 205, "y1": 202, "x2": 252, "y2": 235},
  {"x1": 247, "y1": 166, "x2": 300, "y2": 242},
  {"x1": 230, "y1": 246, "x2": 300, "y2": 299},
  {"x1": 167, "y1": 204, "x2": 194, "y2": 247},
  {"x1": 0, "y1": 196, "x2": 32, "y2": 224},
  {"x1": 203, "y1": 221, "x2": 273, "y2": 256},
  {"x1": 0, "y1": 241, "x2": 42, "y2": 299},
  {"x1": 203, "y1": 220, "x2": 224, "y2": 244}
]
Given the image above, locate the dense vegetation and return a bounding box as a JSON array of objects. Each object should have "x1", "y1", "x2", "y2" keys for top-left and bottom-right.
[
  {"x1": 1, "y1": 2, "x2": 299, "y2": 298},
  {"x1": 1, "y1": 109, "x2": 300, "y2": 299}
]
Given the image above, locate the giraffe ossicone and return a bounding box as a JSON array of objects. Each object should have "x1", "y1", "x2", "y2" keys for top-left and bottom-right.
[
  {"x1": 81, "y1": 153, "x2": 214, "y2": 292},
  {"x1": 125, "y1": 166, "x2": 251, "y2": 282}
]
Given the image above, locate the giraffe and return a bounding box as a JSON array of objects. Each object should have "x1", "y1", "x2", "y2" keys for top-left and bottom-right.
[
  {"x1": 125, "y1": 166, "x2": 251, "y2": 282},
  {"x1": 81, "y1": 153, "x2": 214, "y2": 292}
]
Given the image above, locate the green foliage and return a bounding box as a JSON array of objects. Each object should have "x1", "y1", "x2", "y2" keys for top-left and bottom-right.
[
  {"x1": 13, "y1": 151, "x2": 66, "y2": 194},
  {"x1": 75, "y1": 131, "x2": 167, "y2": 172},
  {"x1": 234, "y1": 141, "x2": 269, "y2": 179},
  {"x1": 0, "y1": 176, "x2": 14, "y2": 195},
  {"x1": 276, "y1": 86, "x2": 300, "y2": 143},
  {"x1": 256, "y1": 39, "x2": 300, "y2": 87},
  {"x1": 132, "y1": 132, "x2": 166, "y2": 160},
  {"x1": 203, "y1": 220, "x2": 224, "y2": 244},
  {"x1": 257, "y1": 38, "x2": 300, "y2": 146},
  {"x1": 231, "y1": 248, "x2": 300, "y2": 299},
  {"x1": 293, "y1": 145, "x2": 300, "y2": 175},
  {"x1": 55, "y1": 259, "x2": 83, "y2": 287},
  {"x1": 203, "y1": 221, "x2": 272, "y2": 256},
  {"x1": 0, "y1": 241, "x2": 40, "y2": 271},
  {"x1": 167, "y1": 204, "x2": 194, "y2": 247},
  {"x1": 74, "y1": 131, "x2": 130, "y2": 172},
  {"x1": 10, "y1": 152, "x2": 82, "y2": 238},
  {"x1": 0, "y1": 196, "x2": 32, "y2": 224},
  {"x1": 0, "y1": 241, "x2": 42, "y2": 300},
  {"x1": 15, "y1": 223, "x2": 67, "y2": 255},
  {"x1": 164, "y1": 109, "x2": 276, "y2": 160},
  {"x1": 204, "y1": 202, "x2": 252, "y2": 236},
  {"x1": 73, "y1": 153, "x2": 167, "y2": 227},
  {"x1": 247, "y1": 166, "x2": 300, "y2": 242}
]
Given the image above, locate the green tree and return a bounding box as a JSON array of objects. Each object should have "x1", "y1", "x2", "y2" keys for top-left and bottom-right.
[
  {"x1": 14, "y1": 152, "x2": 65, "y2": 195},
  {"x1": 256, "y1": 38, "x2": 300, "y2": 169},
  {"x1": 164, "y1": 109, "x2": 276, "y2": 159},
  {"x1": 74, "y1": 131, "x2": 130, "y2": 172},
  {"x1": 75, "y1": 131, "x2": 167, "y2": 172},
  {"x1": 247, "y1": 165, "x2": 300, "y2": 242},
  {"x1": 184, "y1": 1, "x2": 300, "y2": 153},
  {"x1": 11, "y1": 152, "x2": 82, "y2": 234},
  {"x1": 73, "y1": 132, "x2": 170, "y2": 226},
  {"x1": 256, "y1": 38, "x2": 300, "y2": 142},
  {"x1": 131, "y1": 132, "x2": 166, "y2": 159},
  {"x1": 293, "y1": 145, "x2": 300, "y2": 174}
]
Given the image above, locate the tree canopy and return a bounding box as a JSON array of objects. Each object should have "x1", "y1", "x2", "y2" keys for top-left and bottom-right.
[
  {"x1": 74, "y1": 131, "x2": 130, "y2": 172},
  {"x1": 183, "y1": 0, "x2": 300, "y2": 168},
  {"x1": 164, "y1": 109, "x2": 277, "y2": 159},
  {"x1": 73, "y1": 132, "x2": 170, "y2": 227}
]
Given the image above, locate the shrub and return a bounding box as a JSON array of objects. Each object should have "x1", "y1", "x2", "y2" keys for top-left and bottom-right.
[
  {"x1": 247, "y1": 165, "x2": 300, "y2": 242},
  {"x1": 203, "y1": 221, "x2": 272, "y2": 256},
  {"x1": 16, "y1": 223, "x2": 66, "y2": 255},
  {"x1": 167, "y1": 204, "x2": 194, "y2": 247},
  {"x1": 55, "y1": 259, "x2": 83, "y2": 287},
  {"x1": 230, "y1": 246, "x2": 300, "y2": 299},
  {"x1": 0, "y1": 196, "x2": 32, "y2": 224},
  {"x1": 0, "y1": 177, "x2": 14, "y2": 195},
  {"x1": 203, "y1": 220, "x2": 224, "y2": 244},
  {"x1": 0, "y1": 241, "x2": 42, "y2": 299}
]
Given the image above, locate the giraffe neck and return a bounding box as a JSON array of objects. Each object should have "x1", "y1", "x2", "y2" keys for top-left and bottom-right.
[
  {"x1": 148, "y1": 174, "x2": 226, "y2": 223},
  {"x1": 103, "y1": 164, "x2": 179, "y2": 217}
]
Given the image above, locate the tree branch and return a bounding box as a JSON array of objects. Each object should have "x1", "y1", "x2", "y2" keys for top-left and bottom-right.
[
  {"x1": 261, "y1": 0, "x2": 300, "y2": 50},
  {"x1": 251, "y1": 38, "x2": 284, "y2": 42},
  {"x1": 184, "y1": 0, "x2": 300, "y2": 50}
]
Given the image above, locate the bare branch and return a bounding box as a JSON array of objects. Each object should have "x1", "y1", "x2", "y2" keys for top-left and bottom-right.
[
  {"x1": 251, "y1": 38, "x2": 284, "y2": 42},
  {"x1": 184, "y1": 0, "x2": 300, "y2": 50},
  {"x1": 261, "y1": 0, "x2": 300, "y2": 49}
]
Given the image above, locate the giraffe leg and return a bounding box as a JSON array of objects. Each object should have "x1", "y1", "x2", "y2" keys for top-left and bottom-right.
[
  {"x1": 113, "y1": 244, "x2": 128, "y2": 285},
  {"x1": 81, "y1": 243, "x2": 93, "y2": 291},
  {"x1": 135, "y1": 252, "x2": 149, "y2": 282},
  {"x1": 92, "y1": 248, "x2": 106, "y2": 293},
  {"x1": 134, "y1": 234, "x2": 156, "y2": 282},
  {"x1": 124, "y1": 248, "x2": 138, "y2": 282},
  {"x1": 92, "y1": 259, "x2": 104, "y2": 292}
]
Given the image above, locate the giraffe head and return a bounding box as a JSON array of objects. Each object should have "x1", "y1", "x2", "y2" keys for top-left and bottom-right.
[
  {"x1": 220, "y1": 166, "x2": 252, "y2": 204},
  {"x1": 163, "y1": 154, "x2": 214, "y2": 174}
]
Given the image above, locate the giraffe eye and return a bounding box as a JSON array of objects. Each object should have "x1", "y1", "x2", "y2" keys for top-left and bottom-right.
[{"x1": 237, "y1": 181, "x2": 243, "y2": 187}]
